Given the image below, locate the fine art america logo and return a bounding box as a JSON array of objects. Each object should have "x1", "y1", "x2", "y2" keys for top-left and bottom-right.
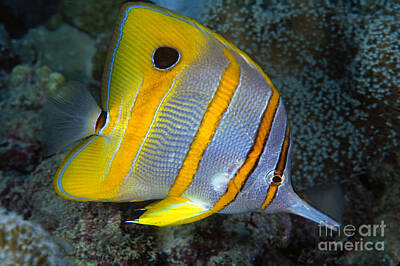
[{"x1": 318, "y1": 221, "x2": 386, "y2": 251}]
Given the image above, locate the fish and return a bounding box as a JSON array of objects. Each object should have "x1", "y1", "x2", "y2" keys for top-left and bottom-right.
[{"x1": 44, "y1": 2, "x2": 340, "y2": 229}]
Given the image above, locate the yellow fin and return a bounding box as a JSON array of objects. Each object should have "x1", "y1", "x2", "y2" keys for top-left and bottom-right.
[
  {"x1": 129, "y1": 197, "x2": 209, "y2": 227},
  {"x1": 54, "y1": 135, "x2": 125, "y2": 201}
]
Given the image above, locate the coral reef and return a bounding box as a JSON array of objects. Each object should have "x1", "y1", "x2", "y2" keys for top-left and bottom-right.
[
  {"x1": 58, "y1": 0, "x2": 130, "y2": 36},
  {"x1": 341, "y1": 182, "x2": 400, "y2": 265},
  {"x1": 0, "y1": 0, "x2": 61, "y2": 38},
  {"x1": 350, "y1": 12, "x2": 399, "y2": 170},
  {"x1": 156, "y1": 212, "x2": 293, "y2": 265},
  {"x1": 0, "y1": 171, "x2": 32, "y2": 219},
  {"x1": 25, "y1": 155, "x2": 295, "y2": 265},
  {"x1": 200, "y1": 0, "x2": 399, "y2": 188},
  {"x1": 0, "y1": 206, "x2": 70, "y2": 265},
  {"x1": 23, "y1": 155, "x2": 159, "y2": 265},
  {"x1": 0, "y1": 25, "x2": 20, "y2": 73},
  {"x1": 19, "y1": 25, "x2": 96, "y2": 81},
  {"x1": 0, "y1": 64, "x2": 65, "y2": 173}
]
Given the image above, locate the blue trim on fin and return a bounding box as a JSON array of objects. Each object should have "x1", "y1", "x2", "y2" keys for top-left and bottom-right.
[{"x1": 105, "y1": 8, "x2": 129, "y2": 112}]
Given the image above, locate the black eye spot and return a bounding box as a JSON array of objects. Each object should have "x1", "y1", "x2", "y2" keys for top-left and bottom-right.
[
  {"x1": 152, "y1": 46, "x2": 180, "y2": 70},
  {"x1": 272, "y1": 175, "x2": 282, "y2": 183}
]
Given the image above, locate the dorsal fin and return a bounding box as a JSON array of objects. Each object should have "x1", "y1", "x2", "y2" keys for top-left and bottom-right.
[{"x1": 42, "y1": 82, "x2": 102, "y2": 156}]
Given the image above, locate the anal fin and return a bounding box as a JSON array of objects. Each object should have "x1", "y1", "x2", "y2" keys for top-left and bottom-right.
[{"x1": 128, "y1": 197, "x2": 210, "y2": 227}]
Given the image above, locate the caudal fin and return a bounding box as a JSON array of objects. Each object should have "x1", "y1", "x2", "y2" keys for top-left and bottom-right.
[{"x1": 42, "y1": 82, "x2": 103, "y2": 156}]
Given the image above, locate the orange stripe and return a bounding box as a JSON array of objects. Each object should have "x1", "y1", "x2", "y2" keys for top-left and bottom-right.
[
  {"x1": 261, "y1": 123, "x2": 290, "y2": 210},
  {"x1": 210, "y1": 86, "x2": 280, "y2": 212},
  {"x1": 169, "y1": 83, "x2": 281, "y2": 225},
  {"x1": 261, "y1": 184, "x2": 279, "y2": 210},
  {"x1": 168, "y1": 48, "x2": 240, "y2": 196}
]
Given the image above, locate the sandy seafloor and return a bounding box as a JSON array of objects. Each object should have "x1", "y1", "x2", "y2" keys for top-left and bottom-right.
[{"x1": 0, "y1": 0, "x2": 399, "y2": 265}]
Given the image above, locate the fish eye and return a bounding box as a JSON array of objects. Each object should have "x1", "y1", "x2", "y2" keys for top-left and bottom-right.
[{"x1": 152, "y1": 46, "x2": 180, "y2": 70}]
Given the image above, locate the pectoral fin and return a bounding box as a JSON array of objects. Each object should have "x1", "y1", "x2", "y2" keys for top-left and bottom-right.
[{"x1": 128, "y1": 197, "x2": 210, "y2": 227}]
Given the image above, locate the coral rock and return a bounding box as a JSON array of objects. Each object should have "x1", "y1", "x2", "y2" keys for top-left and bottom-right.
[{"x1": 0, "y1": 206, "x2": 70, "y2": 265}]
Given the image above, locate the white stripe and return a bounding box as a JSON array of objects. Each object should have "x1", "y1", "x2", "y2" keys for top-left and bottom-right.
[{"x1": 103, "y1": 79, "x2": 143, "y2": 181}]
